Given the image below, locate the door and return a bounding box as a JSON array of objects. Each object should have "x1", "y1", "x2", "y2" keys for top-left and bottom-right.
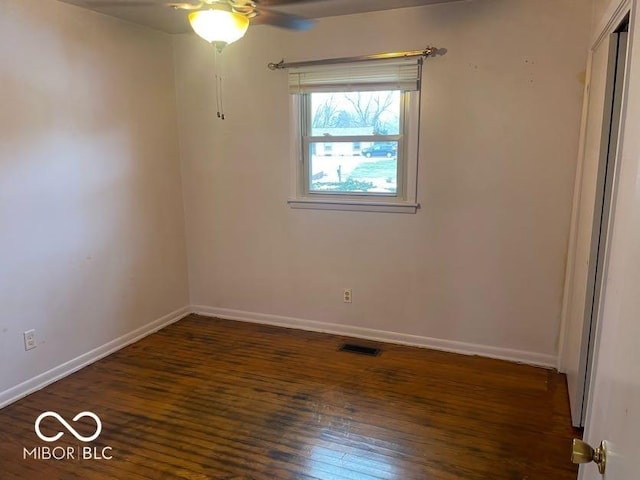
[
  {"x1": 560, "y1": 19, "x2": 627, "y2": 428},
  {"x1": 578, "y1": 1, "x2": 640, "y2": 478},
  {"x1": 579, "y1": 24, "x2": 628, "y2": 427}
]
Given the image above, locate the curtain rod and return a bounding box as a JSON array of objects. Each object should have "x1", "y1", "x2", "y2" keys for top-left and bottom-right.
[{"x1": 267, "y1": 46, "x2": 440, "y2": 70}]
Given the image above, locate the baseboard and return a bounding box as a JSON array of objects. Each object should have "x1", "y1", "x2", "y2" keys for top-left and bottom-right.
[
  {"x1": 193, "y1": 305, "x2": 557, "y2": 368},
  {"x1": 0, "y1": 304, "x2": 558, "y2": 409},
  {"x1": 0, "y1": 306, "x2": 191, "y2": 409}
]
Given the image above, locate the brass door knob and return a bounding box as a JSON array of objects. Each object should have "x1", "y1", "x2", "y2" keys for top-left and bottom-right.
[{"x1": 571, "y1": 439, "x2": 607, "y2": 474}]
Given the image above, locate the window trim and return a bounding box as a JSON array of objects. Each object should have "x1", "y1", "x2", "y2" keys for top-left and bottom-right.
[{"x1": 288, "y1": 92, "x2": 421, "y2": 214}]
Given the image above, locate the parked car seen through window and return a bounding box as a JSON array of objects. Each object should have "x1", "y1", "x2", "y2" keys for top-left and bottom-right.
[{"x1": 361, "y1": 143, "x2": 397, "y2": 158}]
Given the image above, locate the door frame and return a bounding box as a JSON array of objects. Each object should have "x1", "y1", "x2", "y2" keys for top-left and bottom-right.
[
  {"x1": 579, "y1": 0, "x2": 640, "y2": 477},
  {"x1": 557, "y1": 0, "x2": 631, "y2": 426}
]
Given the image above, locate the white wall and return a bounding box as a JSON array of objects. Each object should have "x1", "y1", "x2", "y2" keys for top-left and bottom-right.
[
  {"x1": 175, "y1": 0, "x2": 591, "y2": 364},
  {"x1": 0, "y1": 0, "x2": 190, "y2": 401},
  {"x1": 593, "y1": 0, "x2": 616, "y2": 32}
]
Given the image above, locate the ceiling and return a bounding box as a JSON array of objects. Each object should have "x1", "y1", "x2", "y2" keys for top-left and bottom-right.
[{"x1": 57, "y1": 0, "x2": 464, "y2": 34}]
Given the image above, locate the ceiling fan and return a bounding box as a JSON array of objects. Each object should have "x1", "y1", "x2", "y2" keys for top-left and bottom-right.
[{"x1": 85, "y1": 0, "x2": 316, "y2": 51}]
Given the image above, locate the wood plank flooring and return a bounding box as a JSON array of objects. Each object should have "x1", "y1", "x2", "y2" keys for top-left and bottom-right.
[{"x1": 0, "y1": 314, "x2": 580, "y2": 479}]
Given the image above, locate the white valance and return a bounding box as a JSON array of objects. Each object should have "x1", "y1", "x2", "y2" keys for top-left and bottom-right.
[{"x1": 288, "y1": 58, "x2": 422, "y2": 93}]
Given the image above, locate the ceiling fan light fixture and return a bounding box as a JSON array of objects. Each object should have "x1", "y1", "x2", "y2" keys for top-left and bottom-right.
[{"x1": 188, "y1": 9, "x2": 250, "y2": 49}]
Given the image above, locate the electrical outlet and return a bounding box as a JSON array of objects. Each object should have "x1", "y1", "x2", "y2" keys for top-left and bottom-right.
[
  {"x1": 23, "y1": 330, "x2": 36, "y2": 351},
  {"x1": 343, "y1": 288, "x2": 352, "y2": 303}
]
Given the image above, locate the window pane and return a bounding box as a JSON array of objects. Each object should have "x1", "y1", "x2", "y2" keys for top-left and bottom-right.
[
  {"x1": 310, "y1": 91, "x2": 401, "y2": 137},
  {"x1": 309, "y1": 142, "x2": 398, "y2": 194}
]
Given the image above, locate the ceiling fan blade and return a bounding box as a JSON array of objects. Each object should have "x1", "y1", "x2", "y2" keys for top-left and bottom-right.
[
  {"x1": 256, "y1": 0, "x2": 322, "y2": 6},
  {"x1": 77, "y1": 1, "x2": 201, "y2": 8},
  {"x1": 251, "y1": 8, "x2": 315, "y2": 30}
]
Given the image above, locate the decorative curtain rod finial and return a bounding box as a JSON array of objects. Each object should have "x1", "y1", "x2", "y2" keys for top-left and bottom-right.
[
  {"x1": 424, "y1": 46, "x2": 436, "y2": 56},
  {"x1": 268, "y1": 60, "x2": 285, "y2": 71},
  {"x1": 424, "y1": 46, "x2": 447, "y2": 57}
]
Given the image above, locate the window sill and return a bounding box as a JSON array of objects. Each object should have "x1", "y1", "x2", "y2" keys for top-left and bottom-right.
[{"x1": 288, "y1": 198, "x2": 420, "y2": 213}]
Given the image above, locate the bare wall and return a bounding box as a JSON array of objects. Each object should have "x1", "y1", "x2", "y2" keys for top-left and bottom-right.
[
  {"x1": 593, "y1": 0, "x2": 617, "y2": 32},
  {"x1": 174, "y1": 0, "x2": 591, "y2": 363},
  {"x1": 0, "y1": 0, "x2": 190, "y2": 397}
]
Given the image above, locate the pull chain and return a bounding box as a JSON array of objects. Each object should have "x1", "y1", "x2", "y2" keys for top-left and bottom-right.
[
  {"x1": 213, "y1": 48, "x2": 225, "y2": 120},
  {"x1": 218, "y1": 75, "x2": 225, "y2": 120}
]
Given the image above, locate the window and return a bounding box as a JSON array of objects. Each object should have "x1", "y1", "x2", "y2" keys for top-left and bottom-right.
[
  {"x1": 306, "y1": 91, "x2": 401, "y2": 195},
  {"x1": 288, "y1": 58, "x2": 422, "y2": 213}
]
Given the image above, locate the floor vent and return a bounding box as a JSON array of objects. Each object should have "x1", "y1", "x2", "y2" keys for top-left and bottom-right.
[{"x1": 338, "y1": 343, "x2": 381, "y2": 356}]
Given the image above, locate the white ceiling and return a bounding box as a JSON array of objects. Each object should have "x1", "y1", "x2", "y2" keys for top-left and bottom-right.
[{"x1": 57, "y1": 0, "x2": 464, "y2": 34}]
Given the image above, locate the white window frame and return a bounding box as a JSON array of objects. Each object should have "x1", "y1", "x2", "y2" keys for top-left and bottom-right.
[{"x1": 287, "y1": 83, "x2": 421, "y2": 213}]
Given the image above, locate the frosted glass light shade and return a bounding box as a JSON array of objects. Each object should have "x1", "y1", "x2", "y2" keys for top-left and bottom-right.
[{"x1": 188, "y1": 9, "x2": 249, "y2": 47}]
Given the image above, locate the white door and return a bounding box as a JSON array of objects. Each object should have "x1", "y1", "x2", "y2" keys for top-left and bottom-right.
[
  {"x1": 560, "y1": 16, "x2": 623, "y2": 429},
  {"x1": 578, "y1": 1, "x2": 640, "y2": 478}
]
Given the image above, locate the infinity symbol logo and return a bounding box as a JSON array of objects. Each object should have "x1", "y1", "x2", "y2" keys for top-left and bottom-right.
[{"x1": 35, "y1": 411, "x2": 102, "y2": 443}]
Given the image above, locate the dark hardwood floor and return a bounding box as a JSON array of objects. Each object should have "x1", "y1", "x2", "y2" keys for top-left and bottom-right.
[{"x1": 0, "y1": 314, "x2": 580, "y2": 479}]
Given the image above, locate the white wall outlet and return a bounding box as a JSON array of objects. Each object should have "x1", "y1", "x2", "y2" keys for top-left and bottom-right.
[
  {"x1": 343, "y1": 288, "x2": 352, "y2": 303},
  {"x1": 23, "y1": 329, "x2": 36, "y2": 351}
]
